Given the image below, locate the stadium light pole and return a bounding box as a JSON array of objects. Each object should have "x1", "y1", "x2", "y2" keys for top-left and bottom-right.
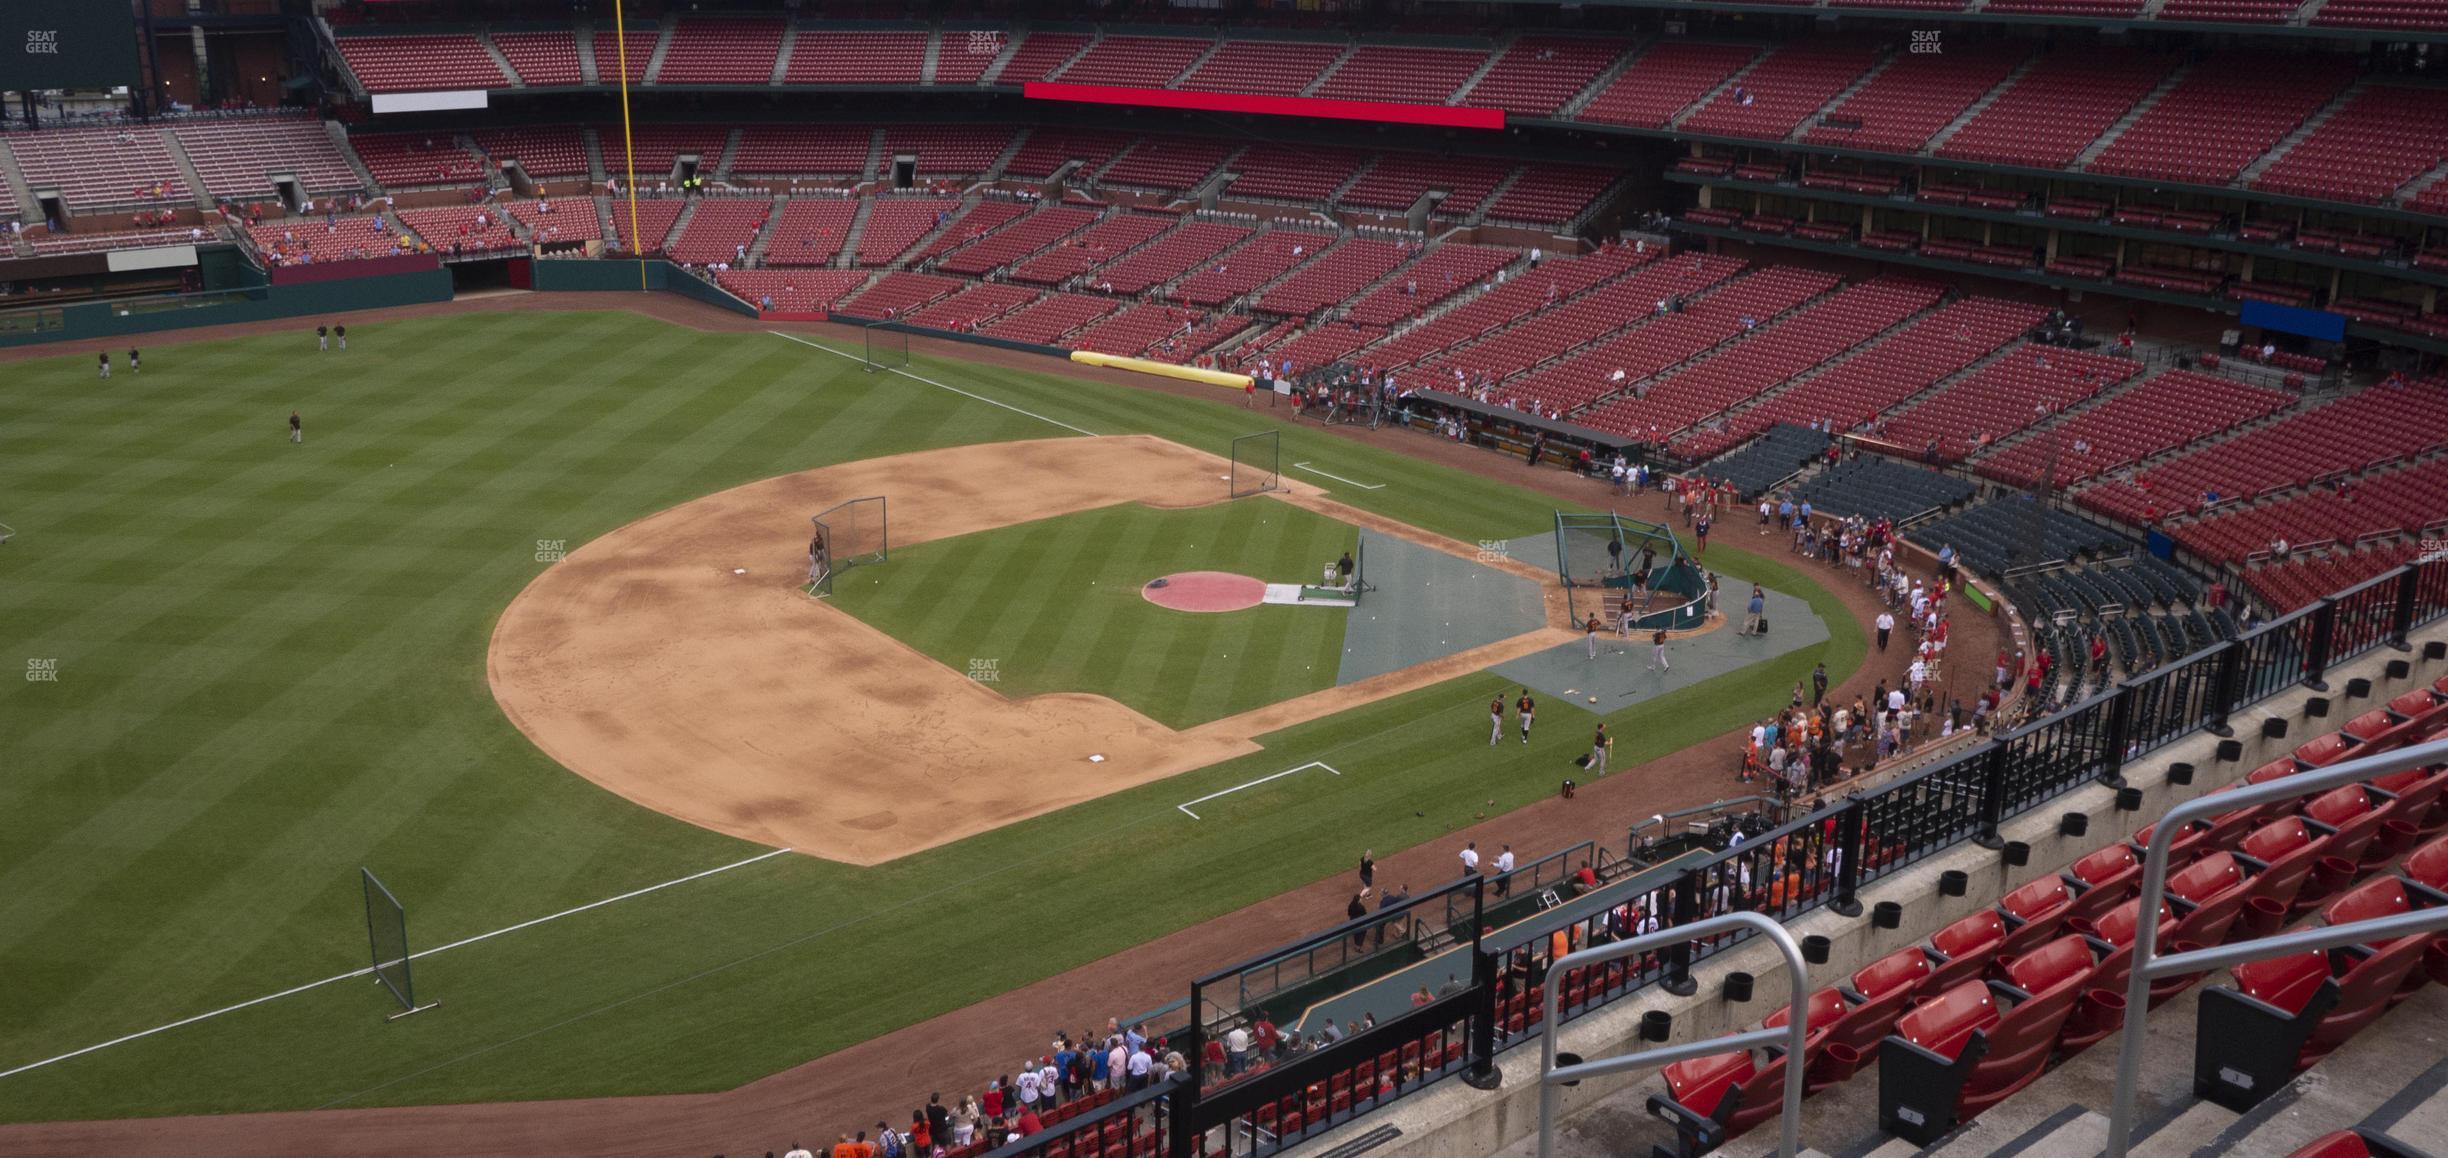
[{"x1": 613, "y1": 0, "x2": 645, "y2": 291}]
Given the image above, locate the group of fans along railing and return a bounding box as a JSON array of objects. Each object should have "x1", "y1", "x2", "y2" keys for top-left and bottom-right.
[{"x1": 982, "y1": 556, "x2": 2448, "y2": 1158}]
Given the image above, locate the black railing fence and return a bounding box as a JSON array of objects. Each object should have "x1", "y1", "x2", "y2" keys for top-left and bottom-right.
[{"x1": 1016, "y1": 560, "x2": 2439, "y2": 1158}]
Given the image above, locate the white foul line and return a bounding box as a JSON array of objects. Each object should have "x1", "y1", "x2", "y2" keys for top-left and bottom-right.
[
  {"x1": 1178, "y1": 762, "x2": 1342, "y2": 819},
  {"x1": 1292, "y1": 462, "x2": 1387, "y2": 491},
  {"x1": 0, "y1": 847, "x2": 795, "y2": 1082},
  {"x1": 766, "y1": 330, "x2": 1103, "y2": 438}
]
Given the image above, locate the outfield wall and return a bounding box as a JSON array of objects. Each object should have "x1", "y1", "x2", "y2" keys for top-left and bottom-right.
[
  {"x1": 525, "y1": 259, "x2": 760, "y2": 317},
  {"x1": 0, "y1": 265, "x2": 453, "y2": 348}
]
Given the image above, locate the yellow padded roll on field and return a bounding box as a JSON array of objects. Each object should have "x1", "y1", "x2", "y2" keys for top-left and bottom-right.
[{"x1": 1069, "y1": 351, "x2": 1251, "y2": 390}]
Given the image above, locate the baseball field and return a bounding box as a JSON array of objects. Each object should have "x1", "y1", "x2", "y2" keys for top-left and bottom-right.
[{"x1": 0, "y1": 307, "x2": 1865, "y2": 1130}]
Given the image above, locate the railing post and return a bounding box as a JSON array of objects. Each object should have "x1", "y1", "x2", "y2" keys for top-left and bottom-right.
[
  {"x1": 1464, "y1": 875, "x2": 1502, "y2": 1090},
  {"x1": 1974, "y1": 742, "x2": 2008, "y2": 848},
  {"x1": 2100, "y1": 685, "x2": 2132, "y2": 789},
  {"x1": 1171, "y1": 981, "x2": 1203, "y2": 1158},
  {"x1": 2205, "y1": 641, "x2": 2240, "y2": 738},
  {"x1": 1828, "y1": 798, "x2": 1865, "y2": 917},
  {"x1": 2304, "y1": 599, "x2": 2336, "y2": 691},
  {"x1": 1661, "y1": 868, "x2": 1702, "y2": 997},
  {"x1": 2391, "y1": 566, "x2": 2419, "y2": 651}
]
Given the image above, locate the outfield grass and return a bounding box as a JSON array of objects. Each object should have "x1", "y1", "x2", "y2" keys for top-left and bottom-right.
[
  {"x1": 0, "y1": 312, "x2": 1862, "y2": 1121},
  {"x1": 833, "y1": 502, "x2": 1356, "y2": 727}
]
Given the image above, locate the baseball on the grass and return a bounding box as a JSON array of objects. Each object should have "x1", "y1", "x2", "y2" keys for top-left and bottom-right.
[{"x1": 1588, "y1": 696, "x2": 1598, "y2": 703}]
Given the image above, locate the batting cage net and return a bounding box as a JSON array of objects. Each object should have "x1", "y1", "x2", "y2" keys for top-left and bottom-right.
[
  {"x1": 1554, "y1": 512, "x2": 1712, "y2": 630},
  {"x1": 361, "y1": 868, "x2": 419, "y2": 1015},
  {"x1": 862, "y1": 321, "x2": 909, "y2": 372},
  {"x1": 1229, "y1": 430, "x2": 1280, "y2": 498},
  {"x1": 808, "y1": 495, "x2": 889, "y2": 597}
]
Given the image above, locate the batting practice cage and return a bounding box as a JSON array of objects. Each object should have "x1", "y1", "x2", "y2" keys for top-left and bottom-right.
[
  {"x1": 1554, "y1": 512, "x2": 1711, "y2": 630},
  {"x1": 361, "y1": 868, "x2": 435, "y2": 1019},
  {"x1": 1230, "y1": 430, "x2": 1280, "y2": 498},
  {"x1": 862, "y1": 321, "x2": 910, "y2": 371},
  {"x1": 807, "y1": 495, "x2": 889, "y2": 597}
]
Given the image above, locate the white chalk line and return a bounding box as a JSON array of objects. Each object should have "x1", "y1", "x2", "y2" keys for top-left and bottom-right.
[
  {"x1": 1292, "y1": 462, "x2": 1387, "y2": 491},
  {"x1": 1178, "y1": 761, "x2": 1342, "y2": 819},
  {"x1": 0, "y1": 847, "x2": 794, "y2": 1082},
  {"x1": 766, "y1": 330, "x2": 1102, "y2": 438}
]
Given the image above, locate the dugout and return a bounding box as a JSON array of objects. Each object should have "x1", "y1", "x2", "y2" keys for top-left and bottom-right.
[{"x1": 1553, "y1": 511, "x2": 1711, "y2": 631}]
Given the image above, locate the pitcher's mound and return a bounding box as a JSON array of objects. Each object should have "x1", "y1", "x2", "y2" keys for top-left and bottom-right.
[{"x1": 1144, "y1": 571, "x2": 1266, "y2": 613}]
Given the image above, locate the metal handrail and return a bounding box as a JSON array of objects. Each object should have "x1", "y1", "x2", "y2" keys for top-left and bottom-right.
[
  {"x1": 1537, "y1": 911, "x2": 1811, "y2": 1158},
  {"x1": 2106, "y1": 735, "x2": 2448, "y2": 1157}
]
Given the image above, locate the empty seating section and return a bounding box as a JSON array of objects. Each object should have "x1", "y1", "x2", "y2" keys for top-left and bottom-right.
[
  {"x1": 839, "y1": 271, "x2": 968, "y2": 319},
  {"x1": 1160, "y1": 313, "x2": 1256, "y2": 362},
  {"x1": 1177, "y1": 40, "x2": 1347, "y2": 95},
  {"x1": 605, "y1": 124, "x2": 733, "y2": 179},
  {"x1": 336, "y1": 35, "x2": 506, "y2": 92},
  {"x1": 1880, "y1": 346, "x2": 2137, "y2": 463},
  {"x1": 1008, "y1": 214, "x2": 1172, "y2": 285},
  {"x1": 1672, "y1": 297, "x2": 2045, "y2": 459},
  {"x1": 1311, "y1": 46, "x2": 1489, "y2": 105},
  {"x1": 603, "y1": 198, "x2": 685, "y2": 253},
  {"x1": 1100, "y1": 137, "x2": 1237, "y2": 191},
  {"x1": 2173, "y1": 458, "x2": 2448, "y2": 566},
  {"x1": 932, "y1": 30, "x2": 1001, "y2": 85},
  {"x1": 1053, "y1": 35, "x2": 1211, "y2": 87},
  {"x1": 981, "y1": 292, "x2": 1117, "y2": 344},
  {"x1": 1680, "y1": 45, "x2": 1884, "y2": 140},
  {"x1": 1266, "y1": 321, "x2": 1386, "y2": 372},
  {"x1": 904, "y1": 200, "x2": 1029, "y2": 265},
  {"x1": 1794, "y1": 457, "x2": 1977, "y2": 521},
  {"x1": 247, "y1": 215, "x2": 417, "y2": 265},
  {"x1": 1363, "y1": 246, "x2": 1647, "y2": 373},
  {"x1": 351, "y1": 133, "x2": 486, "y2": 188},
  {"x1": 1989, "y1": 0, "x2": 2144, "y2": 14},
  {"x1": 503, "y1": 198, "x2": 598, "y2": 243},
  {"x1": 995, "y1": 32, "x2": 1091, "y2": 83},
  {"x1": 1910, "y1": 495, "x2": 2135, "y2": 573},
  {"x1": 1093, "y1": 220, "x2": 1251, "y2": 294},
  {"x1": 729, "y1": 126, "x2": 868, "y2": 175},
  {"x1": 1700, "y1": 424, "x2": 1832, "y2": 498},
  {"x1": 493, "y1": 32, "x2": 582, "y2": 86},
  {"x1": 2253, "y1": 85, "x2": 2448, "y2": 204},
  {"x1": 1580, "y1": 42, "x2": 1761, "y2": 129},
  {"x1": 712, "y1": 268, "x2": 867, "y2": 313},
  {"x1": 934, "y1": 205, "x2": 1098, "y2": 275},
  {"x1": 1416, "y1": 255, "x2": 1743, "y2": 397},
  {"x1": 762, "y1": 199, "x2": 860, "y2": 266},
  {"x1": 8, "y1": 126, "x2": 186, "y2": 210},
  {"x1": 2313, "y1": 0, "x2": 2448, "y2": 27},
  {"x1": 1938, "y1": 53, "x2": 2176, "y2": 168},
  {"x1": 1226, "y1": 144, "x2": 1366, "y2": 202},
  {"x1": 666, "y1": 198, "x2": 769, "y2": 265},
  {"x1": 1345, "y1": 244, "x2": 1513, "y2": 328},
  {"x1": 2158, "y1": 0, "x2": 2306, "y2": 17},
  {"x1": 2082, "y1": 382, "x2": 2448, "y2": 527},
  {"x1": 1003, "y1": 128, "x2": 1134, "y2": 180},
  {"x1": 1579, "y1": 278, "x2": 1936, "y2": 440},
  {"x1": 784, "y1": 31, "x2": 926, "y2": 85},
  {"x1": 907, "y1": 281, "x2": 1037, "y2": 330},
  {"x1": 2088, "y1": 56, "x2": 2358, "y2": 184},
  {"x1": 400, "y1": 205, "x2": 523, "y2": 256},
  {"x1": 178, "y1": 118, "x2": 358, "y2": 196},
  {"x1": 1071, "y1": 304, "x2": 1205, "y2": 356},
  {"x1": 1172, "y1": 230, "x2": 1335, "y2": 306},
  {"x1": 24, "y1": 227, "x2": 199, "y2": 256},
  {"x1": 1462, "y1": 36, "x2": 1629, "y2": 116},
  {"x1": 2244, "y1": 540, "x2": 2430, "y2": 611},
  {"x1": 1801, "y1": 46, "x2": 2029, "y2": 153},
  {"x1": 856, "y1": 197, "x2": 956, "y2": 265},
  {"x1": 592, "y1": 30, "x2": 653, "y2": 85},
  {"x1": 1339, "y1": 153, "x2": 1513, "y2": 218},
  {"x1": 470, "y1": 127, "x2": 589, "y2": 178},
  {"x1": 1254, "y1": 238, "x2": 1408, "y2": 316},
  {"x1": 1972, "y1": 370, "x2": 2294, "y2": 488},
  {"x1": 1507, "y1": 263, "x2": 1828, "y2": 419},
  {"x1": 655, "y1": 19, "x2": 784, "y2": 85},
  {"x1": 880, "y1": 125, "x2": 1015, "y2": 176},
  {"x1": 1481, "y1": 165, "x2": 1614, "y2": 226}
]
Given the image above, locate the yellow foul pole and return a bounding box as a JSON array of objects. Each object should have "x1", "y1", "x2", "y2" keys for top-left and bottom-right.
[{"x1": 613, "y1": 0, "x2": 644, "y2": 291}]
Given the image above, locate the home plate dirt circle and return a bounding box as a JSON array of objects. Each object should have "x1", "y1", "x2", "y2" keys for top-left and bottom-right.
[{"x1": 1143, "y1": 571, "x2": 1267, "y2": 612}]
